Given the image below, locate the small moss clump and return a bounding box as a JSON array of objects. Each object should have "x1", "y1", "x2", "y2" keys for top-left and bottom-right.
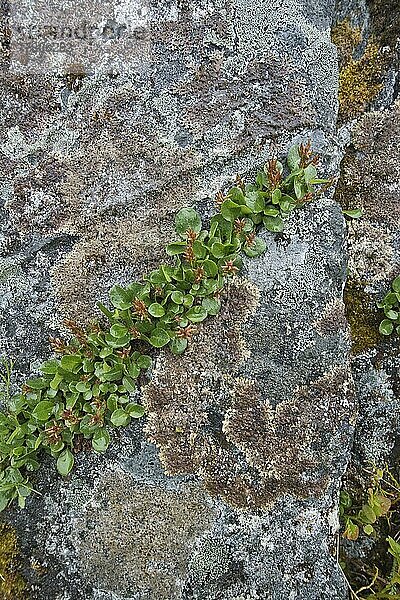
[
  {"x1": 344, "y1": 280, "x2": 381, "y2": 355},
  {"x1": 331, "y1": 20, "x2": 362, "y2": 67},
  {"x1": 0, "y1": 522, "x2": 27, "y2": 599},
  {"x1": 338, "y1": 41, "x2": 385, "y2": 122}
]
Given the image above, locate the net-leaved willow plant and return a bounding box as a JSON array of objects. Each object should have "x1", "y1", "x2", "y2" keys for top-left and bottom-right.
[{"x1": 0, "y1": 142, "x2": 330, "y2": 511}]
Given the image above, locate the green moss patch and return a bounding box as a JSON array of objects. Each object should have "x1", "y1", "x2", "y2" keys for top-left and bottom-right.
[
  {"x1": 0, "y1": 522, "x2": 27, "y2": 599},
  {"x1": 344, "y1": 280, "x2": 380, "y2": 355}
]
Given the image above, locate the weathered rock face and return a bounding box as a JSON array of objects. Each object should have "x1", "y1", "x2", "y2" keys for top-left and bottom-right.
[{"x1": 0, "y1": 0, "x2": 369, "y2": 598}]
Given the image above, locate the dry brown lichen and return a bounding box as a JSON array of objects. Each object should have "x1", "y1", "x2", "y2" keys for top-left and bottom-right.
[
  {"x1": 0, "y1": 522, "x2": 27, "y2": 600},
  {"x1": 335, "y1": 104, "x2": 400, "y2": 355},
  {"x1": 314, "y1": 298, "x2": 350, "y2": 338},
  {"x1": 144, "y1": 279, "x2": 354, "y2": 510},
  {"x1": 346, "y1": 220, "x2": 394, "y2": 285},
  {"x1": 143, "y1": 279, "x2": 260, "y2": 482},
  {"x1": 74, "y1": 471, "x2": 216, "y2": 599},
  {"x1": 335, "y1": 103, "x2": 400, "y2": 228},
  {"x1": 51, "y1": 215, "x2": 170, "y2": 320}
]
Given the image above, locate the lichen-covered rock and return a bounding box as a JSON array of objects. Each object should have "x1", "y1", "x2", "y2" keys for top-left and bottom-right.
[
  {"x1": 0, "y1": 0, "x2": 360, "y2": 598},
  {"x1": 336, "y1": 102, "x2": 400, "y2": 468}
]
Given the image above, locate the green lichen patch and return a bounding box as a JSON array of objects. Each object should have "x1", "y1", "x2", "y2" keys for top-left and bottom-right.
[
  {"x1": 0, "y1": 522, "x2": 27, "y2": 600},
  {"x1": 344, "y1": 280, "x2": 380, "y2": 355}
]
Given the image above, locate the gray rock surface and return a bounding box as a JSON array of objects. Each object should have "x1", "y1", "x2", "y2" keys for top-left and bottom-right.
[{"x1": 0, "y1": 0, "x2": 380, "y2": 598}]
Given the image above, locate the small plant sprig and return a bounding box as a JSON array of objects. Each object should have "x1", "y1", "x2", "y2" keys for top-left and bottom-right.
[
  {"x1": 377, "y1": 277, "x2": 400, "y2": 336},
  {"x1": 340, "y1": 467, "x2": 394, "y2": 541},
  {"x1": 339, "y1": 466, "x2": 400, "y2": 599},
  {"x1": 0, "y1": 142, "x2": 329, "y2": 511}
]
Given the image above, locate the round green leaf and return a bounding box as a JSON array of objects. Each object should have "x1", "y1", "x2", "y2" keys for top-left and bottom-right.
[
  {"x1": 263, "y1": 215, "x2": 284, "y2": 233},
  {"x1": 166, "y1": 242, "x2": 186, "y2": 256},
  {"x1": 379, "y1": 319, "x2": 394, "y2": 336},
  {"x1": 149, "y1": 329, "x2": 170, "y2": 348},
  {"x1": 245, "y1": 191, "x2": 265, "y2": 213},
  {"x1": 99, "y1": 347, "x2": 113, "y2": 358},
  {"x1": 56, "y1": 448, "x2": 74, "y2": 476},
  {"x1": 171, "y1": 290, "x2": 184, "y2": 304},
  {"x1": 175, "y1": 208, "x2": 202, "y2": 238},
  {"x1": 183, "y1": 294, "x2": 194, "y2": 308},
  {"x1": 272, "y1": 189, "x2": 282, "y2": 203},
  {"x1": 26, "y1": 377, "x2": 49, "y2": 390},
  {"x1": 202, "y1": 297, "x2": 221, "y2": 316},
  {"x1": 122, "y1": 376, "x2": 136, "y2": 393},
  {"x1": 76, "y1": 381, "x2": 90, "y2": 393},
  {"x1": 170, "y1": 337, "x2": 188, "y2": 355},
  {"x1": 137, "y1": 355, "x2": 152, "y2": 369},
  {"x1": 202, "y1": 259, "x2": 218, "y2": 277},
  {"x1": 220, "y1": 199, "x2": 241, "y2": 222},
  {"x1": 243, "y1": 237, "x2": 267, "y2": 258},
  {"x1": 126, "y1": 404, "x2": 145, "y2": 419},
  {"x1": 109, "y1": 285, "x2": 132, "y2": 310},
  {"x1": 385, "y1": 309, "x2": 398, "y2": 320},
  {"x1": 264, "y1": 206, "x2": 280, "y2": 216},
  {"x1": 280, "y1": 196, "x2": 297, "y2": 213},
  {"x1": 186, "y1": 306, "x2": 208, "y2": 323},
  {"x1": 110, "y1": 408, "x2": 130, "y2": 427},
  {"x1": 210, "y1": 242, "x2": 226, "y2": 259},
  {"x1": 60, "y1": 355, "x2": 82, "y2": 372},
  {"x1": 343, "y1": 208, "x2": 362, "y2": 219},
  {"x1": 361, "y1": 504, "x2": 377, "y2": 524},
  {"x1": 105, "y1": 334, "x2": 131, "y2": 348},
  {"x1": 148, "y1": 269, "x2": 167, "y2": 285},
  {"x1": 287, "y1": 144, "x2": 300, "y2": 171},
  {"x1": 40, "y1": 360, "x2": 60, "y2": 375},
  {"x1": 363, "y1": 524, "x2": 374, "y2": 535},
  {"x1": 392, "y1": 276, "x2": 400, "y2": 293},
  {"x1": 92, "y1": 428, "x2": 110, "y2": 453},
  {"x1": 148, "y1": 303, "x2": 166, "y2": 318},
  {"x1": 193, "y1": 240, "x2": 207, "y2": 258},
  {"x1": 110, "y1": 323, "x2": 128, "y2": 338},
  {"x1": 128, "y1": 363, "x2": 140, "y2": 378},
  {"x1": 32, "y1": 400, "x2": 55, "y2": 421}
]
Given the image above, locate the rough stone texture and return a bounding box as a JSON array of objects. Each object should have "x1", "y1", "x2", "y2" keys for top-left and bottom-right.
[
  {"x1": 336, "y1": 102, "x2": 400, "y2": 468},
  {"x1": 0, "y1": 0, "x2": 364, "y2": 598}
]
